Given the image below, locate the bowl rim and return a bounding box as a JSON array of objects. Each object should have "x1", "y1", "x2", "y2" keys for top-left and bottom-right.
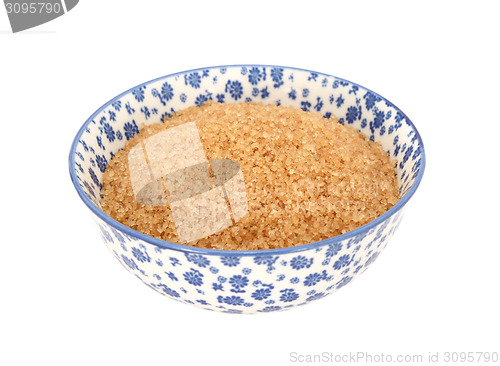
[{"x1": 69, "y1": 64, "x2": 426, "y2": 257}]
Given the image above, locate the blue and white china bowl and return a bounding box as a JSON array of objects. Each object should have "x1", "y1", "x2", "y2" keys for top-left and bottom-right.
[{"x1": 69, "y1": 65, "x2": 425, "y2": 313}]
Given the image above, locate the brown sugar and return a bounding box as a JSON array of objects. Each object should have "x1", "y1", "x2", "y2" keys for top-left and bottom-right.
[{"x1": 100, "y1": 102, "x2": 399, "y2": 250}]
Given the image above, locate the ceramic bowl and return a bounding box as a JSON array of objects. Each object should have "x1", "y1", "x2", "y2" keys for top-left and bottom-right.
[{"x1": 69, "y1": 65, "x2": 425, "y2": 313}]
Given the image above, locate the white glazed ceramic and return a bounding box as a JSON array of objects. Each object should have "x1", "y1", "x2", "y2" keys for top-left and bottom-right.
[{"x1": 69, "y1": 65, "x2": 425, "y2": 313}]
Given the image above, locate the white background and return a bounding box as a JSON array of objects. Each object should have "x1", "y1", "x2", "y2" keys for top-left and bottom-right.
[{"x1": 1, "y1": 1, "x2": 499, "y2": 365}]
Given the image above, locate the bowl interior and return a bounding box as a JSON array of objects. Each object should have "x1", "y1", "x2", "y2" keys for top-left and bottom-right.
[{"x1": 70, "y1": 65, "x2": 424, "y2": 248}]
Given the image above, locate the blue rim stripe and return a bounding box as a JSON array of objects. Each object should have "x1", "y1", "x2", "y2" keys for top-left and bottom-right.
[{"x1": 68, "y1": 64, "x2": 426, "y2": 256}]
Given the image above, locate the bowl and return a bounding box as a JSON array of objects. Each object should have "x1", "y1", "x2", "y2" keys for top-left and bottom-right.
[{"x1": 69, "y1": 65, "x2": 425, "y2": 313}]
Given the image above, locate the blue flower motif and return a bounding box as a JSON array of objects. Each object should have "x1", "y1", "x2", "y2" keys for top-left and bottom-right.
[
  {"x1": 111, "y1": 227, "x2": 126, "y2": 244},
  {"x1": 108, "y1": 110, "x2": 116, "y2": 121},
  {"x1": 370, "y1": 109, "x2": 385, "y2": 133},
  {"x1": 157, "y1": 284, "x2": 180, "y2": 298},
  {"x1": 125, "y1": 102, "x2": 135, "y2": 115},
  {"x1": 349, "y1": 85, "x2": 359, "y2": 95},
  {"x1": 336, "y1": 276, "x2": 353, "y2": 289},
  {"x1": 131, "y1": 247, "x2": 151, "y2": 263},
  {"x1": 165, "y1": 271, "x2": 178, "y2": 281},
  {"x1": 253, "y1": 256, "x2": 278, "y2": 273},
  {"x1": 251, "y1": 288, "x2": 272, "y2": 301},
  {"x1": 169, "y1": 257, "x2": 181, "y2": 266},
  {"x1": 132, "y1": 86, "x2": 146, "y2": 102},
  {"x1": 308, "y1": 72, "x2": 318, "y2": 81},
  {"x1": 220, "y1": 256, "x2": 240, "y2": 267},
  {"x1": 229, "y1": 275, "x2": 249, "y2": 293},
  {"x1": 185, "y1": 72, "x2": 202, "y2": 88},
  {"x1": 82, "y1": 181, "x2": 95, "y2": 199},
  {"x1": 185, "y1": 253, "x2": 210, "y2": 268},
  {"x1": 223, "y1": 309, "x2": 243, "y2": 314},
  {"x1": 152, "y1": 82, "x2": 174, "y2": 106},
  {"x1": 88, "y1": 167, "x2": 101, "y2": 189},
  {"x1": 336, "y1": 94, "x2": 344, "y2": 107},
  {"x1": 306, "y1": 292, "x2": 327, "y2": 302},
  {"x1": 323, "y1": 243, "x2": 343, "y2": 265},
  {"x1": 112, "y1": 100, "x2": 122, "y2": 111},
  {"x1": 345, "y1": 105, "x2": 360, "y2": 124},
  {"x1": 95, "y1": 155, "x2": 107, "y2": 173},
  {"x1": 288, "y1": 87, "x2": 297, "y2": 100},
  {"x1": 123, "y1": 120, "x2": 139, "y2": 140},
  {"x1": 353, "y1": 265, "x2": 363, "y2": 274},
  {"x1": 96, "y1": 136, "x2": 105, "y2": 151},
  {"x1": 195, "y1": 94, "x2": 209, "y2": 107},
  {"x1": 260, "y1": 86, "x2": 269, "y2": 99},
  {"x1": 402, "y1": 144, "x2": 414, "y2": 164},
  {"x1": 333, "y1": 254, "x2": 351, "y2": 270},
  {"x1": 290, "y1": 255, "x2": 314, "y2": 270},
  {"x1": 216, "y1": 93, "x2": 225, "y2": 103},
  {"x1": 364, "y1": 91, "x2": 381, "y2": 111},
  {"x1": 258, "y1": 306, "x2": 282, "y2": 313},
  {"x1": 103, "y1": 123, "x2": 115, "y2": 142},
  {"x1": 365, "y1": 252, "x2": 380, "y2": 267},
  {"x1": 121, "y1": 254, "x2": 137, "y2": 270},
  {"x1": 217, "y1": 295, "x2": 245, "y2": 306},
  {"x1": 304, "y1": 272, "x2": 323, "y2": 287},
  {"x1": 183, "y1": 268, "x2": 204, "y2": 286},
  {"x1": 248, "y1": 67, "x2": 266, "y2": 85},
  {"x1": 225, "y1": 80, "x2": 244, "y2": 100},
  {"x1": 314, "y1": 97, "x2": 323, "y2": 112},
  {"x1": 141, "y1": 106, "x2": 151, "y2": 120},
  {"x1": 412, "y1": 145, "x2": 422, "y2": 161},
  {"x1": 253, "y1": 256, "x2": 278, "y2": 266},
  {"x1": 270, "y1": 67, "x2": 284, "y2": 88},
  {"x1": 161, "y1": 82, "x2": 174, "y2": 101},
  {"x1": 279, "y1": 288, "x2": 299, "y2": 303},
  {"x1": 212, "y1": 282, "x2": 223, "y2": 291},
  {"x1": 217, "y1": 275, "x2": 227, "y2": 283},
  {"x1": 301, "y1": 101, "x2": 311, "y2": 111},
  {"x1": 100, "y1": 226, "x2": 113, "y2": 243}
]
